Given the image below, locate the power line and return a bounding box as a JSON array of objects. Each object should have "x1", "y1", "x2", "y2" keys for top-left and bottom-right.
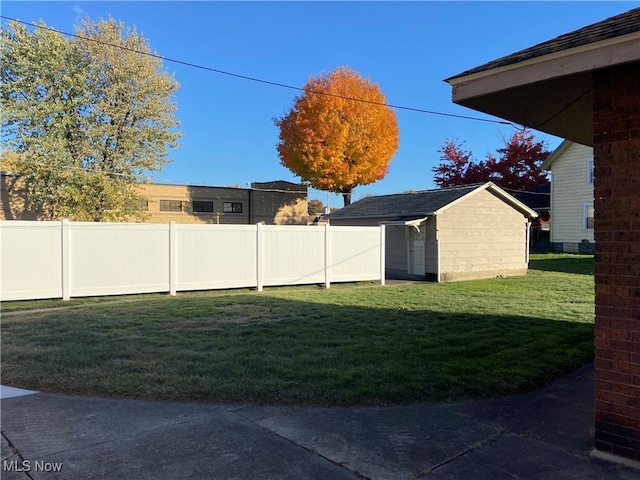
[{"x1": 1, "y1": 15, "x2": 517, "y2": 127}]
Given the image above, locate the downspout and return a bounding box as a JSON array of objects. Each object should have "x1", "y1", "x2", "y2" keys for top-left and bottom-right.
[
  {"x1": 526, "y1": 220, "x2": 531, "y2": 264},
  {"x1": 435, "y1": 215, "x2": 441, "y2": 283},
  {"x1": 248, "y1": 188, "x2": 252, "y2": 224}
]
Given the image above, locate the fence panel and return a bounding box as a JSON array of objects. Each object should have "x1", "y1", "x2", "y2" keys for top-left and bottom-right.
[
  {"x1": 0, "y1": 221, "x2": 384, "y2": 301},
  {"x1": 261, "y1": 225, "x2": 326, "y2": 287},
  {"x1": 69, "y1": 222, "x2": 171, "y2": 297},
  {"x1": 176, "y1": 224, "x2": 257, "y2": 291},
  {"x1": 330, "y1": 226, "x2": 383, "y2": 282},
  {"x1": 1, "y1": 221, "x2": 63, "y2": 301}
]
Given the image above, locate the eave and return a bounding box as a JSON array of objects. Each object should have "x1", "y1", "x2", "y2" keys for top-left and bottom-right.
[{"x1": 445, "y1": 32, "x2": 640, "y2": 146}]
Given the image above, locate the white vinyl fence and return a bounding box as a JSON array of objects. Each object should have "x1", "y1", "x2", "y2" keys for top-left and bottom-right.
[{"x1": 0, "y1": 220, "x2": 385, "y2": 301}]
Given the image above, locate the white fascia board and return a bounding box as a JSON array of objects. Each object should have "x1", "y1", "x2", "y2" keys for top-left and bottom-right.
[
  {"x1": 448, "y1": 33, "x2": 640, "y2": 102},
  {"x1": 541, "y1": 140, "x2": 573, "y2": 170},
  {"x1": 380, "y1": 216, "x2": 431, "y2": 226}
]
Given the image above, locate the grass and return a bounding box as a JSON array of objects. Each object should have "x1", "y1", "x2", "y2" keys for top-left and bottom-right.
[{"x1": 0, "y1": 254, "x2": 595, "y2": 406}]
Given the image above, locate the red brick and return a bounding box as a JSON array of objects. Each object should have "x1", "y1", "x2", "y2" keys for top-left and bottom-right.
[
  {"x1": 610, "y1": 382, "x2": 640, "y2": 400},
  {"x1": 611, "y1": 340, "x2": 640, "y2": 353},
  {"x1": 596, "y1": 368, "x2": 632, "y2": 386},
  {"x1": 596, "y1": 357, "x2": 613, "y2": 371},
  {"x1": 594, "y1": 62, "x2": 640, "y2": 462},
  {"x1": 597, "y1": 317, "x2": 640, "y2": 332},
  {"x1": 596, "y1": 327, "x2": 631, "y2": 341},
  {"x1": 596, "y1": 410, "x2": 640, "y2": 431},
  {"x1": 595, "y1": 399, "x2": 640, "y2": 423},
  {"x1": 611, "y1": 361, "x2": 640, "y2": 376}
]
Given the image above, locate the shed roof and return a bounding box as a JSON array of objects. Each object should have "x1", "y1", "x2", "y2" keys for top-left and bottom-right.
[
  {"x1": 514, "y1": 184, "x2": 550, "y2": 212},
  {"x1": 328, "y1": 183, "x2": 537, "y2": 220}
]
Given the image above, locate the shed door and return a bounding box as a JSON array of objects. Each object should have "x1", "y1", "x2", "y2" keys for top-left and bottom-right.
[{"x1": 408, "y1": 226, "x2": 425, "y2": 276}]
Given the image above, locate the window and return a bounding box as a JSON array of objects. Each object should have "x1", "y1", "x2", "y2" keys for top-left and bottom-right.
[
  {"x1": 223, "y1": 202, "x2": 242, "y2": 213},
  {"x1": 160, "y1": 200, "x2": 182, "y2": 212},
  {"x1": 587, "y1": 158, "x2": 594, "y2": 185},
  {"x1": 136, "y1": 199, "x2": 148, "y2": 211},
  {"x1": 584, "y1": 203, "x2": 594, "y2": 230},
  {"x1": 193, "y1": 201, "x2": 214, "y2": 213}
]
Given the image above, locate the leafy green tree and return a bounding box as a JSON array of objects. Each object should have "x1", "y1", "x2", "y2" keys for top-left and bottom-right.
[{"x1": 0, "y1": 17, "x2": 181, "y2": 220}]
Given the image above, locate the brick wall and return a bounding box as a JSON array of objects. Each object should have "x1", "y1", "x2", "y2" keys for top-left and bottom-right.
[{"x1": 593, "y1": 61, "x2": 640, "y2": 461}]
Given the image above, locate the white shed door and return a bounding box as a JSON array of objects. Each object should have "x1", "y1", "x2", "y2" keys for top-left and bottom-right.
[{"x1": 408, "y1": 227, "x2": 425, "y2": 276}]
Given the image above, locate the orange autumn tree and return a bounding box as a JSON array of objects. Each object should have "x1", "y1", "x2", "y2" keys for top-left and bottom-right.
[{"x1": 274, "y1": 67, "x2": 399, "y2": 206}]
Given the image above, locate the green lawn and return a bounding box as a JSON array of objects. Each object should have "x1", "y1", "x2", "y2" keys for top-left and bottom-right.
[{"x1": 0, "y1": 254, "x2": 595, "y2": 406}]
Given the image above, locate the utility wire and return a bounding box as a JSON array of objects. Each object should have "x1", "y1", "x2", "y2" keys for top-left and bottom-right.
[{"x1": 1, "y1": 15, "x2": 518, "y2": 127}]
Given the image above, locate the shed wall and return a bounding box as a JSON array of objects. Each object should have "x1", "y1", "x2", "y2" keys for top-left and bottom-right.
[{"x1": 436, "y1": 189, "x2": 529, "y2": 281}]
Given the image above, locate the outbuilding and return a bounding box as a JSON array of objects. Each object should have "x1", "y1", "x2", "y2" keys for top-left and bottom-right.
[{"x1": 328, "y1": 182, "x2": 537, "y2": 282}]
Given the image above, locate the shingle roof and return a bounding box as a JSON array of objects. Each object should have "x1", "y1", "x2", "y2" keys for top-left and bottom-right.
[
  {"x1": 447, "y1": 7, "x2": 640, "y2": 80},
  {"x1": 514, "y1": 184, "x2": 550, "y2": 212},
  {"x1": 328, "y1": 184, "x2": 483, "y2": 219}
]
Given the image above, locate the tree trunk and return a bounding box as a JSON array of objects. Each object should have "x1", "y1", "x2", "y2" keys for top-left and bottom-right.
[{"x1": 342, "y1": 189, "x2": 352, "y2": 206}]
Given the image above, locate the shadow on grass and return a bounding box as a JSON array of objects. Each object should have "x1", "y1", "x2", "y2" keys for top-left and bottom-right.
[
  {"x1": 1, "y1": 294, "x2": 595, "y2": 406},
  {"x1": 529, "y1": 255, "x2": 594, "y2": 275}
]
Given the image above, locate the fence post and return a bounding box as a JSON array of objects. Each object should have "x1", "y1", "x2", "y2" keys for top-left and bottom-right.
[
  {"x1": 61, "y1": 219, "x2": 71, "y2": 300},
  {"x1": 169, "y1": 221, "x2": 177, "y2": 296},
  {"x1": 380, "y1": 224, "x2": 386, "y2": 286},
  {"x1": 256, "y1": 223, "x2": 264, "y2": 292},
  {"x1": 324, "y1": 223, "x2": 331, "y2": 289}
]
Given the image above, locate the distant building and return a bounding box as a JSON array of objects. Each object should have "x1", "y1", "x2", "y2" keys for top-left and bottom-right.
[
  {"x1": 0, "y1": 173, "x2": 308, "y2": 225},
  {"x1": 540, "y1": 140, "x2": 594, "y2": 253},
  {"x1": 328, "y1": 182, "x2": 537, "y2": 282}
]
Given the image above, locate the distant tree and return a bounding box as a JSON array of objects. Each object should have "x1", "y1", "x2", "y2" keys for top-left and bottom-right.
[
  {"x1": 308, "y1": 199, "x2": 324, "y2": 216},
  {"x1": 0, "y1": 17, "x2": 181, "y2": 221},
  {"x1": 274, "y1": 66, "x2": 399, "y2": 206},
  {"x1": 432, "y1": 128, "x2": 550, "y2": 191},
  {"x1": 0, "y1": 151, "x2": 22, "y2": 172},
  {"x1": 274, "y1": 198, "x2": 309, "y2": 225}
]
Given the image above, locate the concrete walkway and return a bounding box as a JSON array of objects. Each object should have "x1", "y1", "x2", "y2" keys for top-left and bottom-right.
[{"x1": 1, "y1": 364, "x2": 638, "y2": 479}]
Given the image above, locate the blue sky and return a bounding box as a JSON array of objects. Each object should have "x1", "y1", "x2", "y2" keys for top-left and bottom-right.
[{"x1": 2, "y1": 1, "x2": 638, "y2": 206}]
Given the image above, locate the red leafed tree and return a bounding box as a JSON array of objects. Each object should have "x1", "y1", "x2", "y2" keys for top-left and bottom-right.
[{"x1": 432, "y1": 128, "x2": 550, "y2": 191}]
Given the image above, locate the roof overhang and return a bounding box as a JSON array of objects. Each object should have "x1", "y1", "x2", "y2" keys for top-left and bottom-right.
[
  {"x1": 540, "y1": 139, "x2": 573, "y2": 170},
  {"x1": 380, "y1": 215, "x2": 431, "y2": 227},
  {"x1": 446, "y1": 32, "x2": 640, "y2": 146}
]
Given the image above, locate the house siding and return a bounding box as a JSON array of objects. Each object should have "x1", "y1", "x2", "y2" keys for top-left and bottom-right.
[
  {"x1": 436, "y1": 189, "x2": 529, "y2": 281},
  {"x1": 548, "y1": 142, "x2": 595, "y2": 252}
]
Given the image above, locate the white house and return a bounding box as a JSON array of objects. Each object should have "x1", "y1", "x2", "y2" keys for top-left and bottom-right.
[{"x1": 541, "y1": 141, "x2": 594, "y2": 253}]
